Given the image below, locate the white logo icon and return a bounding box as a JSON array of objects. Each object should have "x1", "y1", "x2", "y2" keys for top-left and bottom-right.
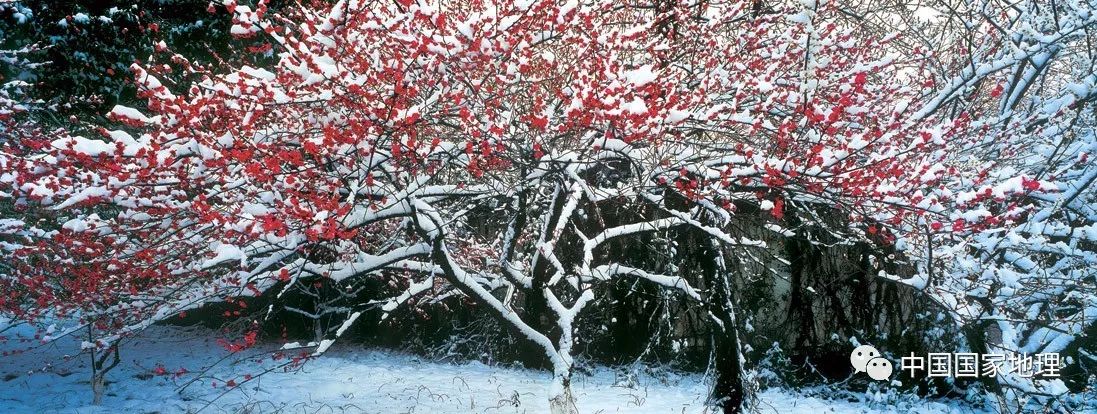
[
  {"x1": 850, "y1": 345, "x2": 880, "y2": 373},
  {"x1": 865, "y1": 357, "x2": 893, "y2": 380},
  {"x1": 850, "y1": 345, "x2": 892, "y2": 381}
]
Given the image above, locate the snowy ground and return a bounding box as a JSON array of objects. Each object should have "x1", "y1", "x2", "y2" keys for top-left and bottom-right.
[{"x1": 0, "y1": 325, "x2": 988, "y2": 413}]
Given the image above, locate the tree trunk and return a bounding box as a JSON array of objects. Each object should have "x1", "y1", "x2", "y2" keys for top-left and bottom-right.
[
  {"x1": 91, "y1": 371, "x2": 106, "y2": 405},
  {"x1": 522, "y1": 186, "x2": 567, "y2": 368},
  {"x1": 703, "y1": 240, "x2": 749, "y2": 413},
  {"x1": 785, "y1": 229, "x2": 818, "y2": 349},
  {"x1": 88, "y1": 326, "x2": 120, "y2": 406},
  {"x1": 548, "y1": 373, "x2": 579, "y2": 414},
  {"x1": 711, "y1": 325, "x2": 746, "y2": 413}
]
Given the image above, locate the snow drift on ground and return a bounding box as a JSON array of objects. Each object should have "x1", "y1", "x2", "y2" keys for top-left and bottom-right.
[{"x1": 0, "y1": 325, "x2": 987, "y2": 413}]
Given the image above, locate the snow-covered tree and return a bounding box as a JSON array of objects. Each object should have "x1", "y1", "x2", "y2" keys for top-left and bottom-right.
[
  {"x1": 2, "y1": 0, "x2": 1094, "y2": 412},
  {"x1": 883, "y1": 0, "x2": 1097, "y2": 409}
]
